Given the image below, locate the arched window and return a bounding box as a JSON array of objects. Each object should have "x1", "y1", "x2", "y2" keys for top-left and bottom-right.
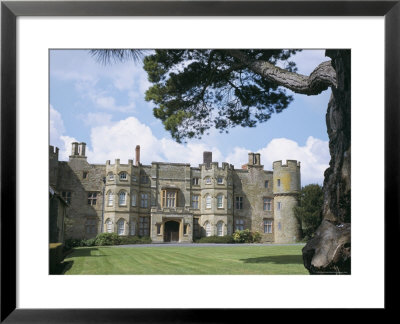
[
  {"x1": 217, "y1": 221, "x2": 224, "y2": 236},
  {"x1": 205, "y1": 195, "x2": 211, "y2": 209},
  {"x1": 130, "y1": 221, "x2": 136, "y2": 236},
  {"x1": 217, "y1": 194, "x2": 223, "y2": 208},
  {"x1": 119, "y1": 172, "x2": 127, "y2": 180},
  {"x1": 205, "y1": 222, "x2": 211, "y2": 237},
  {"x1": 131, "y1": 191, "x2": 137, "y2": 207},
  {"x1": 119, "y1": 191, "x2": 127, "y2": 206},
  {"x1": 106, "y1": 219, "x2": 113, "y2": 233},
  {"x1": 107, "y1": 191, "x2": 114, "y2": 206},
  {"x1": 117, "y1": 219, "x2": 125, "y2": 236}
]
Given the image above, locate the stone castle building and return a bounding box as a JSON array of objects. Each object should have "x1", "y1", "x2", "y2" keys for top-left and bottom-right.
[{"x1": 49, "y1": 142, "x2": 302, "y2": 244}]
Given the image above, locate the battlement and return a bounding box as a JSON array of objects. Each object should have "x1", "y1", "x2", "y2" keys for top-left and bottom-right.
[
  {"x1": 106, "y1": 159, "x2": 135, "y2": 169},
  {"x1": 199, "y1": 161, "x2": 234, "y2": 171},
  {"x1": 273, "y1": 160, "x2": 301, "y2": 170},
  {"x1": 49, "y1": 145, "x2": 59, "y2": 158}
]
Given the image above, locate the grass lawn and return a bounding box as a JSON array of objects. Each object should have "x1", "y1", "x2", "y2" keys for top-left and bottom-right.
[{"x1": 60, "y1": 244, "x2": 308, "y2": 275}]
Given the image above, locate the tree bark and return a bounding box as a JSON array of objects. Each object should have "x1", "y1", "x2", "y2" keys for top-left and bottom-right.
[
  {"x1": 230, "y1": 49, "x2": 351, "y2": 274},
  {"x1": 228, "y1": 50, "x2": 337, "y2": 95},
  {"x1": 302, "y1": 50, "x2": 351, "y2": 274}
]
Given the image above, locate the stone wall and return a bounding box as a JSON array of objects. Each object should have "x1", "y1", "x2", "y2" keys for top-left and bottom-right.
[{"x1": 50, "y1": 144, "x2": 301, "y2": 243}]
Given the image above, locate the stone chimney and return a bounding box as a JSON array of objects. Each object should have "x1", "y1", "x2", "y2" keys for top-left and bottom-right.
[
  {"x1": 135, "y1": 145, "x2": 140, "y2": 166},
  {"x1": 203, "y1": 151, "x2": 212, "y2": 167}
]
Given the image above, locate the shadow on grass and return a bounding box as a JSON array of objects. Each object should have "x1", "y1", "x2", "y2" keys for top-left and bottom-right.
[
  {"x1": 69, "y1": 247, "x2": 105, "y2": 258},
  {"x1": 240, "y1": 255, "x2": 303, "y2": 265},
  {"x1": 50, "y1": 260, "x2": 74, "y2": 275}
]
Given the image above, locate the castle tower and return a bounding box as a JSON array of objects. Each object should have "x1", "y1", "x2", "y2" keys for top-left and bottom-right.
[{"x1": 272, "y1": 160, "x2": 301, "y2": 243}]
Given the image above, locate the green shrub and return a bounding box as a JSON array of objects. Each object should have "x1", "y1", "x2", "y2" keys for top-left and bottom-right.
[
  {"x1": 82, "y1": 238, "x2": 96, "y2": 247},
  {"x1": 119, "y1": 236, "x2": 152, "y2": 245},
  {"x1": 232, "y1": 229, "x2": 261, "y2": 243},
  {"x1": 94, "y1": 233, "x2": 121, "y2": 246},
  {"x1": 194, "y1": 235, "x2": 234, "y2": 243},
  {"x1": 252, "y1": 231, "x2": 262, "y2": 243},
  {"x1": 49, "y1": 243, "x2": 64, "y2": 274},
  {"x1": 64, "y1": 238, "x2": 84, "y2": 251}
]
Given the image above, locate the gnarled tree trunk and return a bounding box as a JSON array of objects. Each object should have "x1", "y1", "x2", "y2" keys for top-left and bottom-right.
[
  {"x1": 229, "y1": 49, "x2": 351, "y2": 274},
  {"x1": 302, "y1": 50, "x2": 351, "y2": 274}
]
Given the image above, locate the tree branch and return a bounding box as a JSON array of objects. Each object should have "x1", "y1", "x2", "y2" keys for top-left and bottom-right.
[{"x1": 227, "y1": 50, "x2": 337, "y2": 95}]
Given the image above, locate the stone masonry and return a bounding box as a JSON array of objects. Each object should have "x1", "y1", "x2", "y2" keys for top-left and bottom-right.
[{"x1": 49, "y1": 143, "x2": 301, "y2": 243}]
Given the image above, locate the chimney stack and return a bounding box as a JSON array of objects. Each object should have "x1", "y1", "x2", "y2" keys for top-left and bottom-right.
[
  {"x1": 203, "y1": 151, "x2": 212, "y2": 167},
  {"x1": 135, "y1": 145, "x2": 140, "y2": 166}
]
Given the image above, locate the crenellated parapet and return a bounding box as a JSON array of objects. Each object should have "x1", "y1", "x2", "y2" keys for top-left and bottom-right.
[
  {"x1": 49, "y1": 145, "x2": 59, "y2": 160},
  {"x1": 272, "y1": 160, "x2": 301, "y2": 195}
]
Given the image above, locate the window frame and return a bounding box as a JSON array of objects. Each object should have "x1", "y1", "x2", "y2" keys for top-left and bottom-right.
[
  {"x1": 117, "y1": 219, "x2": 125, "y2": 236},
  {"x1": 130, "y1": 221, "x2": 136, "y2": 236},
  {"x1": 107, "y1": 191, "x2": 114, "y2": 206},
  {"x1": 85, "y1": 218, "x2": 97, "y2": 235},
  {"x1": 235, "y1": 196, "x2": 243, "y2": 209},
  {"x1": 161, "y1": 189, "x2": 178, "y2": 208},
  {"x1": 205, "y1": 222, "x2": 211, "y2": 237},
  {"x1": 235, "y1": 218, "x2": 244, "y2": 231},
  {"x1": 192, "y1": 194, "x2": 200, "y2": 209},
  {"x1": 87, "y1": 192, "x2": 97, "y2": 205},
  {"x1": 140, "y1": 193, "x2": 149, "y2": 208},
  {"x1": 140, "y1": 174, "x2": 149, "y2": 184},
  {"x1": 118, "y1": 191, "x2": 127, "y2": 206},
  {"x1": 139, "y1": 216, "x2": 149, "y2": 236},
  {"x1": 263, "y1": 197, "x2": 272, "y2": 211},
  {"x1": 217, "y1": 194, "x2": 224, "y2": 208},
  {"x1": 217, "y1": 221, "x2": 223, "y2": 236},
  {"x1": 131, "y1": 191, "x2": 137, "y2": 207},
  {"x1": 106, "y1": 219, "x2": 113, "y2": 233},
  {"x1": 119, "y1": 172, "x2": 127, "y2": 181},
  {"x1": 205, "y1": 194, "x2": 212, "y2": 209},
  {"x1": 263, "y1": 219, "x2": 273, "y2": 234},
  {"x1": 61, "y1": 191, "x2": 71, "y2": 204}
]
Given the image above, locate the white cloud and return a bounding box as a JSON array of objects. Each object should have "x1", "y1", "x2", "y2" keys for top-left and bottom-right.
[
  {"x1": 51, "y1": 51, "x2": 150, "y2": 113},
  {"x1": 52, "y1": 111, "x2": 329, "y2": 186},
  {"x1": 258, "y1": 137, "x2": 329, "y2": 185},
  {"x1": 292, "y1": 50, "x2": 329, "y2": 75},
  {"x1": 80, "y1": 112, "x2": 113, "y2": 127},
  {"x1": 49, "y1": 105, "x2": 65, "y2": 143},
  {"x1": 87, "y1": 117, "x2": 223, "y2": 166}
]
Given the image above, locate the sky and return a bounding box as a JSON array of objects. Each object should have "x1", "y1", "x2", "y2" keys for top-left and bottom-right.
[{"x1": 50, "y1": 49, "x2": 331, "y2": 185}]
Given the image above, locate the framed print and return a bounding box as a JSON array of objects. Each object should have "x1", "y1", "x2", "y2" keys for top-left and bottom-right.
[{"x1": 1, "y1": 0, "x2": 398, "y2": 322}]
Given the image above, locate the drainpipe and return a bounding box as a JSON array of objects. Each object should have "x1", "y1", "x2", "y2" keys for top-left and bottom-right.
[{"x1": 100, "y1": 177, "x2": 106, "y2": 233}]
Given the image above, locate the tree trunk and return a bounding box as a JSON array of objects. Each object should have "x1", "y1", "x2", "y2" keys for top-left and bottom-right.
[{"x1": 302, "y1": 50, "x2": 351, "y2": 274}]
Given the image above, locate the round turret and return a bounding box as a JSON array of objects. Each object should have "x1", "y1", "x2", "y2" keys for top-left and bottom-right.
[{"x1": 272, "y1": 160, "x2": 301, "y2": 243}]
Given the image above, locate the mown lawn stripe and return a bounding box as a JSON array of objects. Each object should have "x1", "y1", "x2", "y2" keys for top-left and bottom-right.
[{"x1": 62, "y1": 245, "x2": 308, "y2": 275}]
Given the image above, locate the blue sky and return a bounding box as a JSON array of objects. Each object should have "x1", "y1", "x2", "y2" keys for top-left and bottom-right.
[{"x1": 50, "y1": 49, "x2": 331, "y2": 185}]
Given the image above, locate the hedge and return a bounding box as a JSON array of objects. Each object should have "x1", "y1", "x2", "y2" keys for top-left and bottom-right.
[
  {"x1": 64, "y1": 233, "x2": 152, "y2": 250},
  {"x1": 49, "y1": 243, "x2": 64, "y2": 274},
  {"x1": 194, "y1": 235, "x2": 235, "y2": 243}
]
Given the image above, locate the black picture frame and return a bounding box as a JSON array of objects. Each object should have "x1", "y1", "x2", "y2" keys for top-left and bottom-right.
[{"x1": 1, "y1": 0, "x2": 398, "y2": 322}]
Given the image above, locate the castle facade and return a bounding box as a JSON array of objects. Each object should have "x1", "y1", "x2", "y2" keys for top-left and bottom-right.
[{"x1": 49, "y1": 142, "x2": 302, "y2": 244}]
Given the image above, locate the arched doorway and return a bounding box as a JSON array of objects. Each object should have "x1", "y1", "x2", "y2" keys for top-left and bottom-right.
[{"x1": 164, "y1": 221, "x2": 180, "y2": 242}]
